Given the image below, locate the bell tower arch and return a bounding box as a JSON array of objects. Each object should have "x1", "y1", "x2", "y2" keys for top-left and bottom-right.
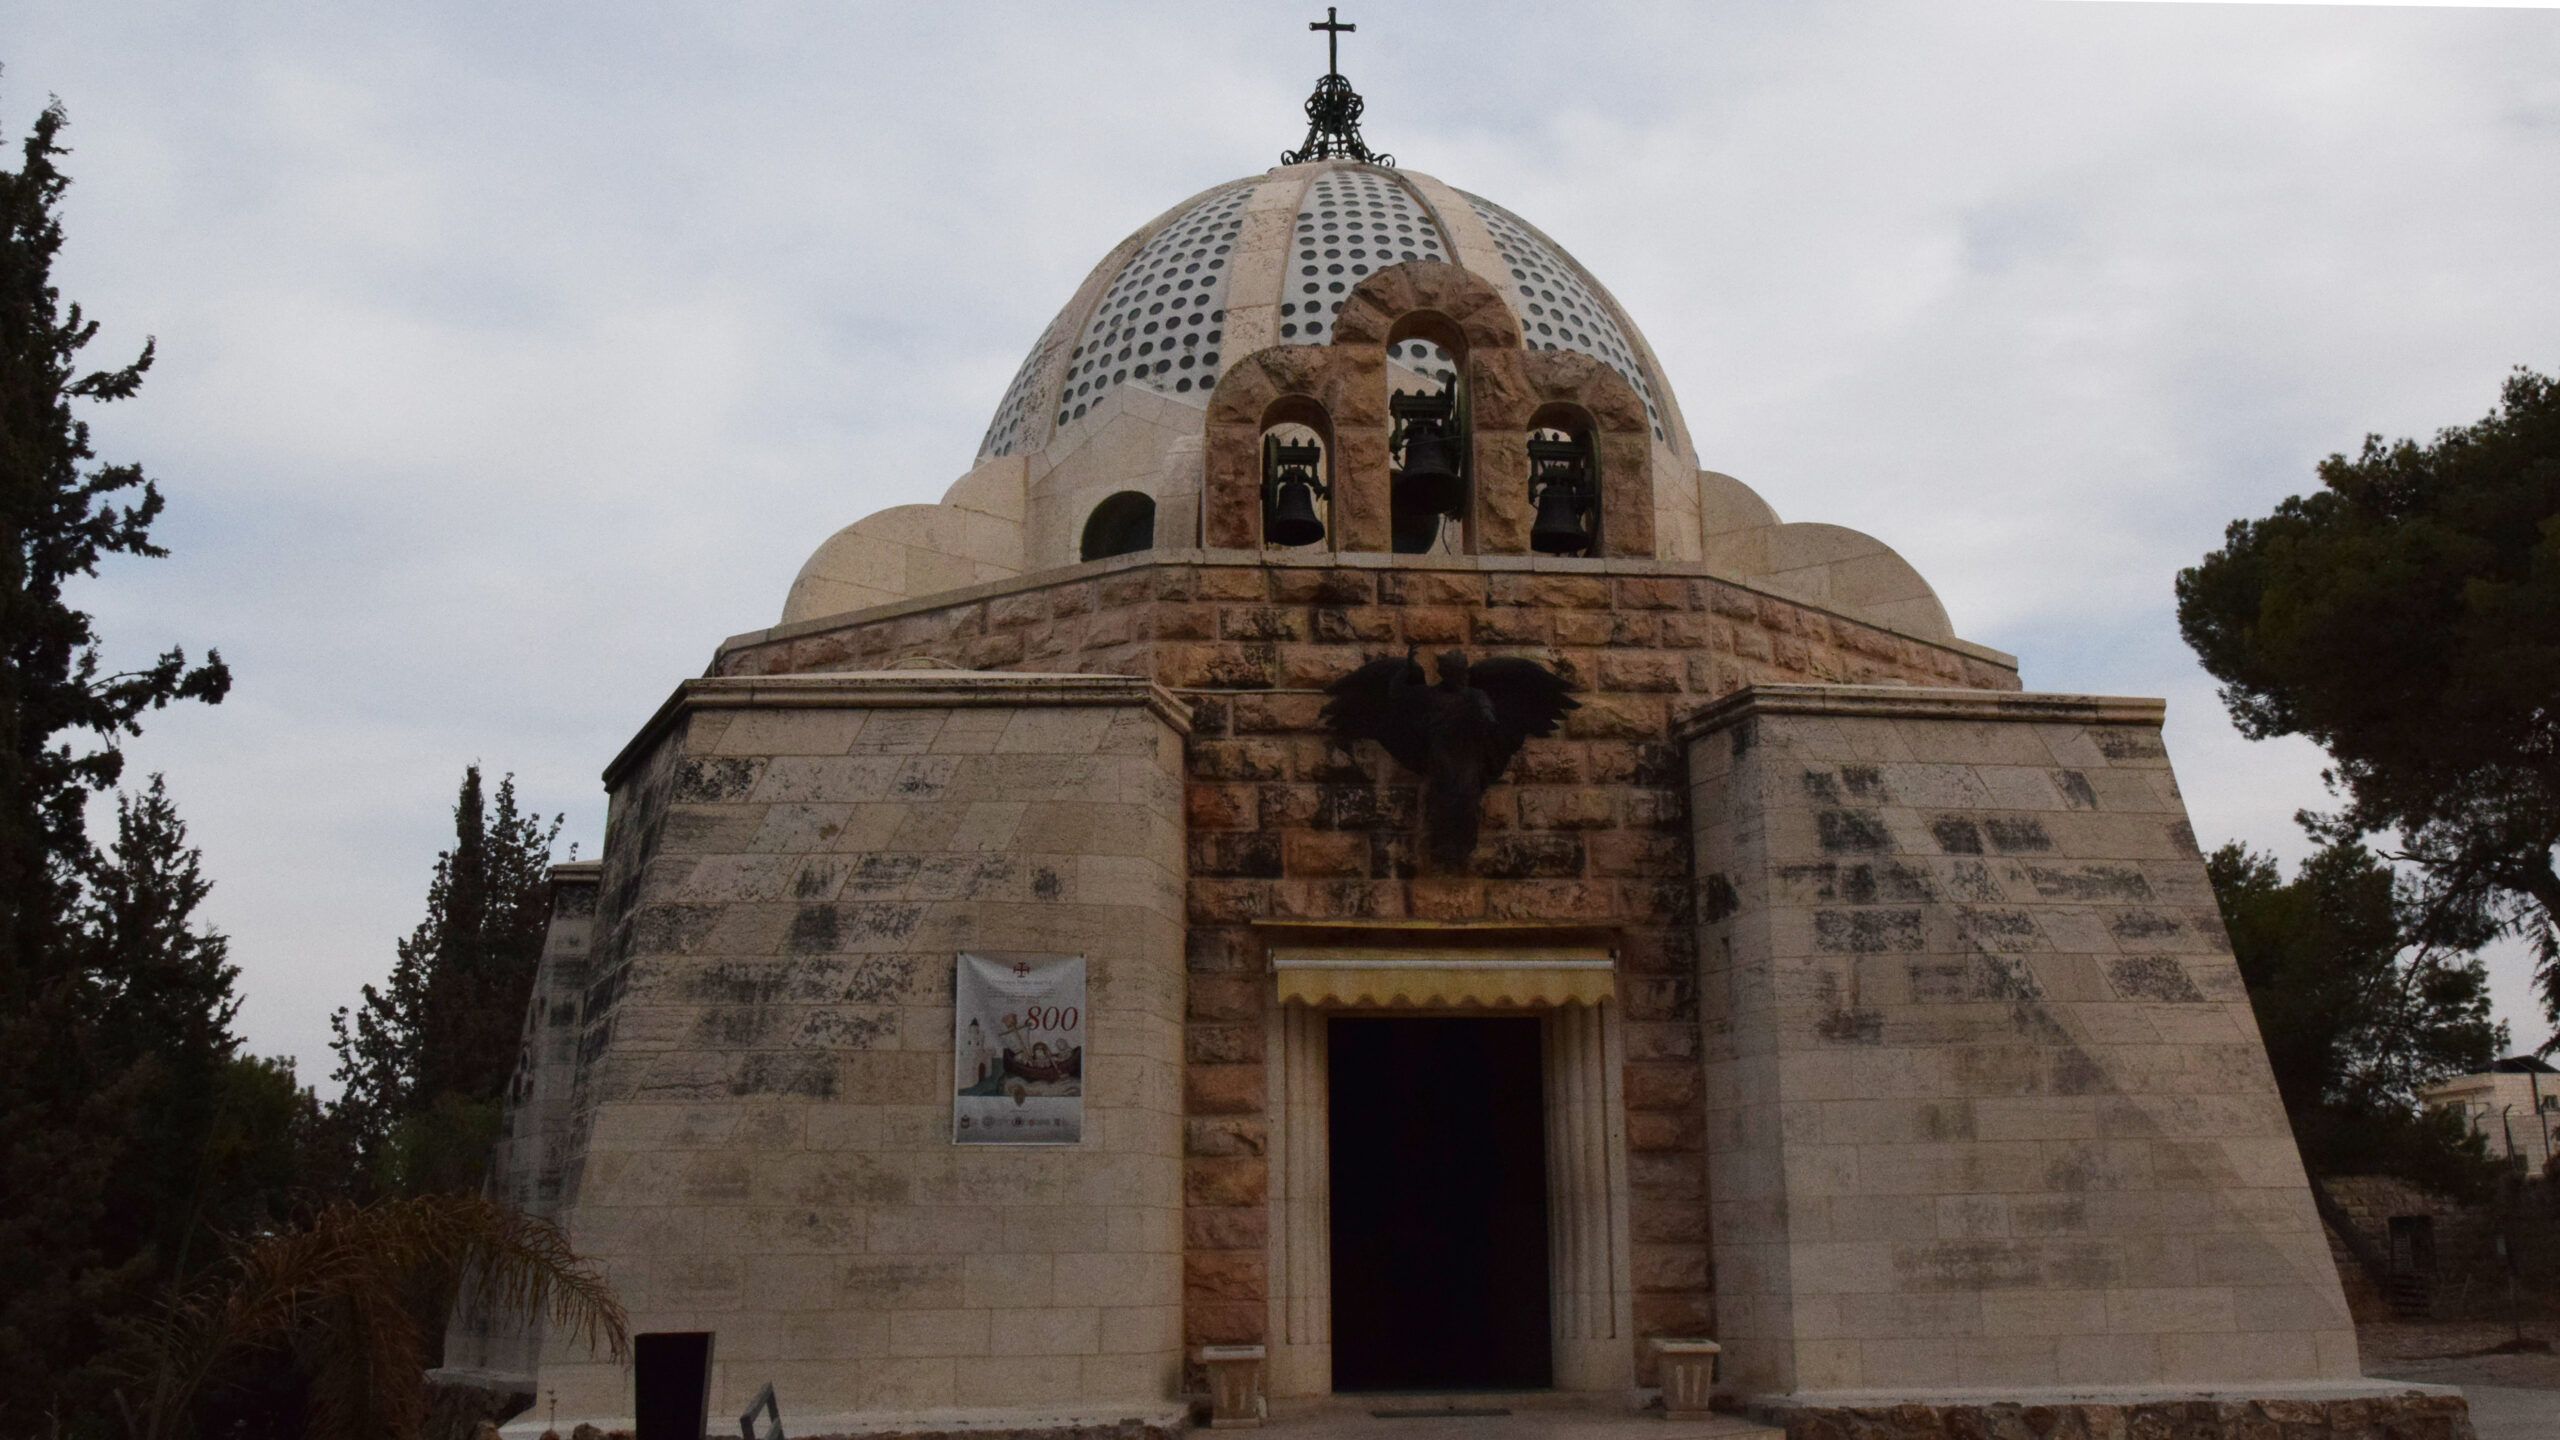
[{"x1": 1203, "y1": 261, "x2": 1660, "y2": 559}]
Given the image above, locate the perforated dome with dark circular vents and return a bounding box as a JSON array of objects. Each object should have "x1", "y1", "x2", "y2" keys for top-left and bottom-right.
[{"x1": 976, "y1": 160, "x2": 1693, "y2": 467}]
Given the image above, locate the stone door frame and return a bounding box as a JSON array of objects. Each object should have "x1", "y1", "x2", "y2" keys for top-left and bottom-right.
[{"x1": 1262, "y1": 988, "x2": 1636, "y2": 1398}]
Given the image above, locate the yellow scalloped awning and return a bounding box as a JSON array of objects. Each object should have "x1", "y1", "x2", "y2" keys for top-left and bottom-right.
[{"x1": 1271, "y1": 947, "x2": 1615, "y2": 1009}]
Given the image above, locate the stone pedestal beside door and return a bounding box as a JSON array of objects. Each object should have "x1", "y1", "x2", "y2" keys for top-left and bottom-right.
[{"x1": 1683, "y1": 685, "x2": 2363, "y2": 1400}]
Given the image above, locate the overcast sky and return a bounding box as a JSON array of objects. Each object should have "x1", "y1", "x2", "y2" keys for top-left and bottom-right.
[{"x1": 11, "y1": 0, "x2": 2559, "y2": 1086}]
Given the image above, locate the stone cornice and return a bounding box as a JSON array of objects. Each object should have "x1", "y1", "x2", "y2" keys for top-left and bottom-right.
[
  {"x1": 1675, "y1": 683, "x2": 2165, "y2": 741},
  {"x1": 714, "y1": 549, "x2": 2021, "y2": 673},
  {"x1": 602, "y1": 671, "x2": 1193, "y2": 788}
]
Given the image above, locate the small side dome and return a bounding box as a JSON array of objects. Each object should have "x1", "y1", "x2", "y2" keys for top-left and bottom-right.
[{"x1": 1080, "y1": 491, "x2": 1156, "y2": 561}]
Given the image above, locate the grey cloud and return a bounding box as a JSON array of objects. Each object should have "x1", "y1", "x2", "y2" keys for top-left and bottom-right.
[{"x1": 12, "y1": 0, "x2": 2558, "y2": 1079}]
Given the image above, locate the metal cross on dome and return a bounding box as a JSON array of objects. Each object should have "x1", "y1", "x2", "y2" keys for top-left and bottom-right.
[
  {"x1": 1282, "y1": 6, "x2": 1393, "y2": 168},
  {"x1": 1312, "y1": 6, "x2": 1353, "y2": 77}
]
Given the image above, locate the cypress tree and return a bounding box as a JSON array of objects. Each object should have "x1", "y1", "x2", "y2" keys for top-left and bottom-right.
[
  {"x1": 331, "y1": 766, "x2": 562, "y2": 1197},
  {"x1": 0, "y1": 100, "x2": 231, "y2": 1427}
]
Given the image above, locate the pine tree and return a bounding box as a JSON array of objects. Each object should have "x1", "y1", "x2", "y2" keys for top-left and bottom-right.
[
  {"x1": 2179, "y1": 369, "x2": 2560, "y2": 1036},
  {"x1": 2207, "y1": 839, "x2": 2506, "y2": 1193},
  {"x1": 83, "y1": 777, "x2": 251, "y2": 1273},
  {"x1": 0, "y1": 100, "x2": 232, "y2": 1427},
  {"x1": 331, "y1": 766, "x2": 562, "y2": 1197}
]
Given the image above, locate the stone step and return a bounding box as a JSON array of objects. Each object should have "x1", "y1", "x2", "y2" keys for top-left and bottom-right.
[{"x1": 1259, "y1": 1402, "x2": 1785, "y2": 1439}]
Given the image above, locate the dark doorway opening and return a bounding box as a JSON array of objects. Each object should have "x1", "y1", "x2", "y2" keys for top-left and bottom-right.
[
  {"x1": 1329, "y1": 1015, "x2": 1551, "y2": 1392},
  {"x1": 632, "y1": 1331, "x2": 714, "y2": 1440},
  {"x1": 2387, "y1": 1214, "x2": 2440, "y2": 1319}
]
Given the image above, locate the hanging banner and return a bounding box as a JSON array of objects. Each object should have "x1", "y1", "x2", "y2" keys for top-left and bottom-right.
[{"x1": 953, "y1": 953, "x2": 1086, "y2": 1145}]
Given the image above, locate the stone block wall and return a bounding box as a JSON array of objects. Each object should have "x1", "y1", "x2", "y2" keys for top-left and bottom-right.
[
  {"x1": 501, "y1": 863, "x2": 602, "y2": 1223},
  {"x1": 717, "y1": 554, "x2": 2017, "y2": 700},
  {"x1": 712, "y1": 555, "x2": 2019, "y2": 1382},
  {"x1": 1687, "y1": 685, "x2": 2359, "y2": 1398},
  {"x1": 506, "y1": 674, "x2": 1192, "y2": 1424},
  {"x1": 445, "y1": 862, "x2": 600, "y2": 1378}
]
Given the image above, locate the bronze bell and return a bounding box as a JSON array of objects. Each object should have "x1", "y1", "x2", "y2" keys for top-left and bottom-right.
[
  {"x1": 1266, "y1": 473, "x2": 1326, "y2": 547},
  {"x1": 1528, "y1": 434, "x2": 1594, "y2": 555},
  {"x1": 1263, "y1": 435, "x2": 1329, "y2": 547},
  {"x1": 1391, "y1": 506, "x2": 1442, "y2": 555},
  {"x1": 1392, "y1": 422, "x2": 1466, "y2": 519},
  {"x1": 1530, "y1": 483, "x2": 1593, "y2": 555}
]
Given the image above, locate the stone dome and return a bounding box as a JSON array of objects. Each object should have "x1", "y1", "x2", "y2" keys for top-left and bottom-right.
[{"x1": 976, "y1": 161, "x2": 1697, "y2": 472}]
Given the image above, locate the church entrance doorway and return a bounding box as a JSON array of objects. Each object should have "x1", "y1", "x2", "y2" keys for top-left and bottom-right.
[{"x1": 1326, "y1": 1015, "x2": 1553, "y2": 1392}]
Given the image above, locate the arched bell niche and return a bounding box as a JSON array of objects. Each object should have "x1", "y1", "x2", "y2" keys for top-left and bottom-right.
[
  {"x1": 1201, "y1": 346, "x2": 1382, "y2": 552},
  {"x1": 1525, "y1": 402, "x2": 1600, "y2": 558},
  {"x1": 1259, "y1": 395, "x2": 1335, "y2": 552},
  {"x1": 1333, "y1": 261, "x2": 1525, "y2": 556},
  {"x1": 1384, "y1": 310, "x2": 1470, "y2": 556}
]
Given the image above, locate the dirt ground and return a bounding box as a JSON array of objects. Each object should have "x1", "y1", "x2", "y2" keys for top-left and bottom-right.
[{"x1": 2360, "y1": 1320, "x2": 2560, "y2": 1440}]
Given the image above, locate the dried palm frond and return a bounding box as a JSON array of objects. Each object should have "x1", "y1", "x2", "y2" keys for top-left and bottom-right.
[{"x1": 120, "y1": 1194, "x2": 626, "y2": 1440}]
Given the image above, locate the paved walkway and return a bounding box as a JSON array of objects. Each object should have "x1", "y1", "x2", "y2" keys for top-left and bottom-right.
[
  {"x1": 1261, "y1": 1401, "x2": 1776, "y2": 1440},
  {"x1": 2365, "y1": 1371, "x2": 2560, "y2": 1440},
  {"x1": 2362, "y1": 1319, "x2": 2560, "y2": 1440},
  {"x1": 2429, "y1": 1383, "x2": 2560, "y2": 1440},
  {"x1": 1252, "y1": 1346, "x2": 2560, "y2": 1440},
  {"x1": 1260, "y1": 1384, "x2": 2560, "y2": 1440}
]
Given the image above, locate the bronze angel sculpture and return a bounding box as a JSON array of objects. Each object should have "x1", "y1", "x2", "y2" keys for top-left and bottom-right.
[{"x1": 1321, "y1": 650, "x2": 1580, "y2": 868}]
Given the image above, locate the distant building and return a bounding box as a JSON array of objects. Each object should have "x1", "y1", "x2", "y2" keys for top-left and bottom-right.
[{"x1": 2423, "y1": 1055, "x2": 2560, "y2": 1175}]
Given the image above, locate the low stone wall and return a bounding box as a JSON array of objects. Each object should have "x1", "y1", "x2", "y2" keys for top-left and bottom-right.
[
  {"x1": 2321, "y1": 1175, "x2": 2529, "y2": 1322},
  {"x1": 1758, "y1": 1392, "x2": 2473, "y2": 1440}
]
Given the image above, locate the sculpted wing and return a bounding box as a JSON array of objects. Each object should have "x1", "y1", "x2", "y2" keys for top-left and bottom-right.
[
  {"x1": 1321, "y1": 654, "x2": 1433, "y2": 775},
  {"x1": 1467, "y1": 656, "x2": 1580, "y2": 776}
]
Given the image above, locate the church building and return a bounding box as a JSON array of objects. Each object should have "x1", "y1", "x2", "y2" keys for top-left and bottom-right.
[{"x1": 444, "y1": 21, "x2": 2465, "y2": 1440}]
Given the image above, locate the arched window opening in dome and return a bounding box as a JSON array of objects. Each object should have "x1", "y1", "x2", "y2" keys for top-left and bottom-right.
[
  {"x1": 1383, "y1": 309, "x2": 1466, "y2": 378},
  {"x1": 1258, "y1": 398, "x2": 1334, "y2": 551},
  {"x1": 1383, "y1": 310, "x2": 1464, "y2": 401},
  {"x1": 1527, "y1": 404, "x2": 1600, "y2": 558},
  {"x1": 1080, "y1": 492, "x2": 1156, "y2": 563}
]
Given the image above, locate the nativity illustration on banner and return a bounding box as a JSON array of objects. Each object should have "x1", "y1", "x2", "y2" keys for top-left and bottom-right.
[{"x1": 953, "y1": 952, "x2": 1086, "y2": 1145}]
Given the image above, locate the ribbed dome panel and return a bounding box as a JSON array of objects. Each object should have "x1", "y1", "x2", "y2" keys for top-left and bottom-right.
[{"x1": 975, "y1": 161, "x2": 1686, "y2": 464}]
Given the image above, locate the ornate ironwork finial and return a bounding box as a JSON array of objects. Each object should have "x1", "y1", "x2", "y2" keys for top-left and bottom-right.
[{"x1": 1282, "y1": 7, "x2": 1393, "y2": 168}]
